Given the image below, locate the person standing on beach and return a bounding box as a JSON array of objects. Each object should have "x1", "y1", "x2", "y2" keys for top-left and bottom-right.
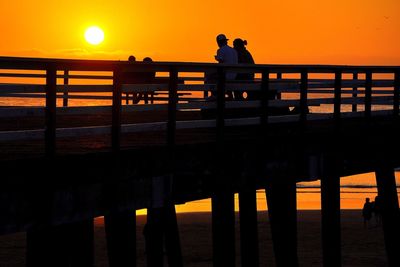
[
  {"x1": 372, "y1": 195, "x2": 382, "y2": 226},
  {"x1": 362, "y1": 197, "x2": 373, "y2": 228}
]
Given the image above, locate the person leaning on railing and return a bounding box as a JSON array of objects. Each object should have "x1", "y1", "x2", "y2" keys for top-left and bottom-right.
[
  {"x1": 233, "y1": 38, "x2": 255, "y2": 101},
  {"x1": 122, "y1": 56, "x2": 155, "y2": 104},
  {"x1": 205, "y1": 34, "x2": 238, "y2": 101}
]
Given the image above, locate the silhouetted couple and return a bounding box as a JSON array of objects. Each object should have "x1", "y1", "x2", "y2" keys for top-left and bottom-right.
[
  {"x1": 123, "y1": 56, "x2": 155, "y2": 104},
  {"x1": 206, "y1": 33, "x2": 256, "y2": 101}
]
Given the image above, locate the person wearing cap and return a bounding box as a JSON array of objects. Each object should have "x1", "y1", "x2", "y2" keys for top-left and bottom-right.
[
  {"x1": 215, "y1": 34, "x2": 237, "y2": 61},
  {"x1": 214, "y1": 34, "x2": 238, "y2": 100}
]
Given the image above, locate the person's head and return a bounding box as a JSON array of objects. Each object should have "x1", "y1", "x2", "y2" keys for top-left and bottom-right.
[
  {"x1": 216, "y1": 34, "x2": 228, "y2": 47},
  {"x1": 366, "y1": 197, "x2": 370, "y2": 202},
  {"x1": 128, "y1": 55, "x2": 136, "y2": 62},
  {"x1": 143, "y1": 57, "x2": 153, "y2": 62},
  {"x1": 233, "y1": 38, "x2": 248, "y2": 50}
]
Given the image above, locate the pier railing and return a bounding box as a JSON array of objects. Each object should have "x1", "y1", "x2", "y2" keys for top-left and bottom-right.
[{"x1": 0, "y1": 56, "x2": 399, "y2": 157}]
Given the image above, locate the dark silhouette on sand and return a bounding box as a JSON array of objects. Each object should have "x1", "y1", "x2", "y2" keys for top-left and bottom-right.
[{"x1": 362, "y1": 197, "x2": 373, "y2": 228}]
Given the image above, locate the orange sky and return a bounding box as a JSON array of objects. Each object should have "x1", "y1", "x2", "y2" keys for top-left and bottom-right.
[{"x1": 1, "y1": 0, "x2": 399, "y2": 65}]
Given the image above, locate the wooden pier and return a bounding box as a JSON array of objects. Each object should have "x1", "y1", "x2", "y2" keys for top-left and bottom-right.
[{"x1": 0, "y1": 56, "x2": 400, "y2": 266}]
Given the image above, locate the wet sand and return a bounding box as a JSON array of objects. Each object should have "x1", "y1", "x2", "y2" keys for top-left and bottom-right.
[{"x1": 0, "y1": 210, "x2": 387, "y2": 266}]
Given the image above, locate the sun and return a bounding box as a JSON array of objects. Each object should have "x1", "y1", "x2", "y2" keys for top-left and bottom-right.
[{"x1": 84, "y1": 26, "x2": 104, "y2": 45}]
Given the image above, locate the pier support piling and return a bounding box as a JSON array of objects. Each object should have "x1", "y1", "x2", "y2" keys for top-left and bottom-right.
[
  {"x1": 239, "y1": 188, "x2": 259, "y2": 267},
  {"x1": 265, "y1": 178, "x2": 298, "y2": 267},
  {"x1": 212, "y1": 191, "x2": 236, "y2": 267},
  {"x1": 375, "y1": 164, "x2": 400, "y2": 267},
  {"x1": 104, "y1": 211, "x2": 136, "y2": 267},
  {"x1": 145, "y1": 204, "x2": 183, "y2": 267},
  {"x1": 321, "y1": 155, "x2": 342, "y2": 267},
  {"x1": 26, "y1": 219, "x2": 94, "y2": 267}
]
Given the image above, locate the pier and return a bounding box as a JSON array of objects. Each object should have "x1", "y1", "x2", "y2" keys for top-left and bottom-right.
[{"x1": 0, "y1": 56, "x2": 399, "y2": 266}]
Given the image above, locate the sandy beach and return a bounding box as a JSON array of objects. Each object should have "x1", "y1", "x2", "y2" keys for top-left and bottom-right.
[{"x1": 0, "y1": 210, "x2": 387, "y2": 267}]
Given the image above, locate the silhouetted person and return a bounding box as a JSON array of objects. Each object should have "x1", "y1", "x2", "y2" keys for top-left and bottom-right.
[
  {"x1": 372, "y1": 195, "x2": 382, "y2": 226},
  {"x1": 362, "y1": 197, "x2": 373, "y2": 228},
  {"x1": 122, "y1": 56, "x2": 155, "y2": 104},
  {"x1": 141, "y1": 57, "x2": 156, "y2": 103},
  {"x1": 205, "y1": 34, "x2": 238, "y2": 100},
  {"x1": 233, "y1": 38, "x2": 255, "y2": 100},
  {"x1": 128, "y1": 55, "x2": 136, "y2": 62}
]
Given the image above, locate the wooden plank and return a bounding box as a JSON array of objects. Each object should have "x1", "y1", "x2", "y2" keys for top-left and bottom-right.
[
  {"x1": 0, "y1": 129, "x2": 44, "y2": 141},
  {"x1": 0, "y1": 109, "x2": 396, "y2": 142},
  {"x1": 0, "y1": 107, "x2": 45, "y2": 117},
  {"x1": 0, "y1": 84, "x2": 45, "y2": 93}
]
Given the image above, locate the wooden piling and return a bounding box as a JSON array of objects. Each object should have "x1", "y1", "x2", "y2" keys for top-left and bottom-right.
[
  {"x1": 321, "y1": 155, "x2": 342, "y2": 267},
  {"x1": 239, "y1": 188, "x2": 259, "y2": 267},
  {"x1": 212, "y1": 191, "x2": 236, "y2": 267},
  {"x1": 104, "y1": 210, "x2": 137, "y2": 267},
  {"x1": 144, "y1": 204, "x2": 183, "y2": 267},
  {"x1": 375, "y1": 164, "x2": 400, "y2": 267},
  {"x1": 164, "y1": 204, "x2": 183, "y2": 267},
  {"x1": 265, "y1": 178, "x2": 298, "y2": 267},
  {"x1": 145, "y1": 207, "x2": 165, "y2": 267},
  {"x1": 26, "y1": 219, "x2": 94, "y2": 267}
]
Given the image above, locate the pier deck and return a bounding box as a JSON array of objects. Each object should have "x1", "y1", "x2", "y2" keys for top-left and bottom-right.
[{"x1": 1, "y1": 56, "x2": 399, "y2": 267}]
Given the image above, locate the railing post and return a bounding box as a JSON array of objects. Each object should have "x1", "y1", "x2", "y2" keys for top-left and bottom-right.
[
  {"x1": 165, "y1": 67, "x2": 183, "y2": 267},
  {"x1": 45, "y1": 64, "x2": 57, "y2": 157},
  {"x1": 216, "y1": 67, "x2": 226, "y2": 143},
  {"x1": 300, "y1": 70, "x2": 308, "y2": 127},
  {"x1": 167, "y1": 68, "x2": 178, "y2": 149},
  {"x1": 334, "y1": 70, "x2": 342, "y2": 127},
  {"x1": 112, "y1": 66, "x2": 122, "y2": 153},
  {"x1": 393, "y1": 71, "x2": 400, "y2": 118},
  {"x1": 63, "y1": 70, "x2": 69, "y2": 107},
  {"x1": 260, "y1": 69, "x2": 270, "y2": 129},
  {"x1": 365, "y1": 70, "x2": 372, "y2": 121},
  {"x1": 352, "y1": 72, "x2": 358, "y2": 112}
]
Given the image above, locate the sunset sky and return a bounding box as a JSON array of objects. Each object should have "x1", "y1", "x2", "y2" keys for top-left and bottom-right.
[{"x1": 1, "y1": 0, "x2": 399, "y2": 65}]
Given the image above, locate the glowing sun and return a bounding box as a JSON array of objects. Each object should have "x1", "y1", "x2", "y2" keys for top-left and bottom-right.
[{"x1": 84, "y1": 26, "x2": 104, "y2": 45}]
